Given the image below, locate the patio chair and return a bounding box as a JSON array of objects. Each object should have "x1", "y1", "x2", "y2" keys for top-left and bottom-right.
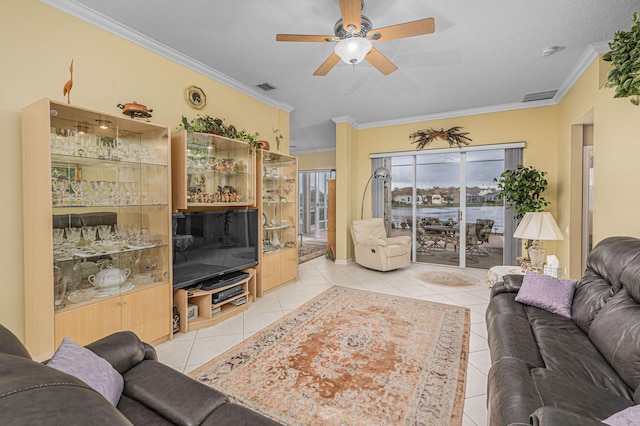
[
  {"x1": 468, "y1": 219, "x2": 494, "y2": 256},
  {"x1": 416, "y1": 217, "x2": 445, "y2": 253}
]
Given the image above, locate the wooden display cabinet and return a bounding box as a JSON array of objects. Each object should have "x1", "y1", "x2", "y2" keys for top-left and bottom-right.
[
  {"x1": 21, "y1": 98, "x2": 173, "y2": 360},
  {"x1": 171, "y1": 130, "x2": 255, "y2": 210},
  {"x1": 257, "y1": 152, "x2": 298, "y2": 295}
]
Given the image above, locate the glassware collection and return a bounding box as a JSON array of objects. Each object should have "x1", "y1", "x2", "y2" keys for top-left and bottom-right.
[{"x1": 49, "y1": 125, "x2": 167, "y2": 309}]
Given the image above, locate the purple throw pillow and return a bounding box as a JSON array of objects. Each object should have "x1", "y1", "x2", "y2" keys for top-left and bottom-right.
[
  {"x1": 514, "y1": 271, "x2": 577, "y2": 319},
  {"x1": 603, "y1": 405, "x2": 640, "y2": 425},
  {"x1": 47, "y1": 337, "x2": 124, "y2": 406}
]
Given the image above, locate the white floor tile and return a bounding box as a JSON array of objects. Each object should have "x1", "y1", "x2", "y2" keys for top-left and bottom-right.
[
  {"x1": 469, "y1": 331, "x2": 489, "y2": 353},
  {"x1": 464, "y1": 395, "x2": 488, "y2": 426},
  {"x1": 468, "y1": 350, "x2": 492, "y2": 376},
  {"x1": 465, "y1": 364, "x2": 488, "y2": 398},
  {"x1": 187, "y1": 334, "x2": 244, "y2": 366},
  {"x1": 196, "y1": 314, "x2": 244, "y2": 338},
  {"x1": 154, "y1": 339, "x2": 194, "y2": 370},
  {"x1": 244, "y1": 311, "x2": 283, "y2": 334}
]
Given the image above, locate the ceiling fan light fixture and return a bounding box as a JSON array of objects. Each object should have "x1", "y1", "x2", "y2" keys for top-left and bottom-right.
[{"x1": 334, "y1": 37, "x2": 372, "y2": 65}]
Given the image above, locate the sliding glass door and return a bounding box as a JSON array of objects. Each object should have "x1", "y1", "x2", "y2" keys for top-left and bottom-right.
[
  {"x1": 385, "y1": 147, "x2": 507, "y2": 269},
  {"x1": 298, "y1": 170, "x2": 332, "y2": 240}
]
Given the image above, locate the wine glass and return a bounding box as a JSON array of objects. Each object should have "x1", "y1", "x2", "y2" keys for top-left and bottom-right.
[
  {"x1": 70, "y1": 180, "x2": 84, "y2": 205},
  {"x1": 81, "y1": 226, "x2": 97, "y2": 244},
  {"x1": 97, "y1": 224, "x2": 113, "y2": 242},
  {"x1": 65, "y1": 227, "x2": 81, "y2": 246}
]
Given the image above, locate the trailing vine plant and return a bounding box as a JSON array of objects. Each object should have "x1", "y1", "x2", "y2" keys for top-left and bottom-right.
[
  {"x1": 179, "y1": 115, "x2": 260, "y2": 148},
  {"x1": 494, "y1": 165, "x2": 549, "y2": 223},
  {"x1": 602, "y1": 12, "x2": 640, "y2": 106},
  {"x1": 409, "y1": 126, "x2": 472, "y2": 149}
]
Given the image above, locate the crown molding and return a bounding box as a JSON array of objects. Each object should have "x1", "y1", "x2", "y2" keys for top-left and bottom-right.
[
  {"x1": 40, "y1": 0, "x2": 295, "y2": 113},
  {"x1": 358, "y1": 99, "x2": 556, "y2": 130},
  {"x1": 331, "y1": 115, "x2": 359, "y2": 128},
  {"x1": 359, "y1": 43, "x2": 605, "y2": 131},
  {"x1": 552, "y1": 43, "x2": 608, "y2": 103}
]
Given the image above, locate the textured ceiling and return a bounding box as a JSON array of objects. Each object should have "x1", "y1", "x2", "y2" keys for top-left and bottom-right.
[{"x1": 47, "y1": 0, "x2": 639, "y2": 153}]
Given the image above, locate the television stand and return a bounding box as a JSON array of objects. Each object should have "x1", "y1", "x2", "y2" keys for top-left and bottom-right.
[{"x1": 173, "y1": 268, "x2": 256, "y2": 333}]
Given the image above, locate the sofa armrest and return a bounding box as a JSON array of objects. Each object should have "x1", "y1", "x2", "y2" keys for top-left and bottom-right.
[
  {"x1": 529, "y1": 406, "x2": 605, "y2": 426},
  {"x1": 491, "y1": 274, "x2": 525, "y2": 297},
  {"x1": 86, "y1": 331, "x2": 150, "y2": 375},
  {"x1": 384, "y1": 236, "x2": 411, "y2": 246}
]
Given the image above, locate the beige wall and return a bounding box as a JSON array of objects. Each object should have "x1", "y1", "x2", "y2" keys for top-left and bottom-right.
[
  {"x1": 337, "y1": 56, "x2": 640, "y2": 278},
  {"x1": 297, "y1": 151, "x2": 336, "y2": 171},
  {"x1": 339, "y1": 107, "x2": 561, "y2": 262},
  {"x1": 1, "y1": 1, "x2": 289, "y2": 339}
]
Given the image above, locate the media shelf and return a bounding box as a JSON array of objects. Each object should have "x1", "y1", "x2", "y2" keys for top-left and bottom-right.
[{"x1": 173, "y1": 268, "x2": 256, "y2": 333}]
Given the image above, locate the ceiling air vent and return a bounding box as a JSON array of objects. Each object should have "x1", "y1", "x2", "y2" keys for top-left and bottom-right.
[
  {"x1": 256, "y1": 82, "x2": 277, "y2": 91},
  {"x1": 523, "y1": 90, "x2": 558, "y2": 102}
]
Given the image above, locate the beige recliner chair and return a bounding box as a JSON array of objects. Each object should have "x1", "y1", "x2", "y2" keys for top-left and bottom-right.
[{"x1": 350, "y1": 218, "x2": 411, "y2": 271}]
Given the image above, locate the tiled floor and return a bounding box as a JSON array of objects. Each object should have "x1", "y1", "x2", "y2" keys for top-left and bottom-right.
[{"x1": 155, "y1": 257, "x2": 491, "y2": 426}]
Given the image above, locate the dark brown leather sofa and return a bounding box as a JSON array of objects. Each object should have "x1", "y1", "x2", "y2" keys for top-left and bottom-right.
[
  {"x1": 486, "y1": 236, "x2": 640, "y2": 425},
  {"x1": 0, "y1": 325, "x2": 280, "y2": 425}
]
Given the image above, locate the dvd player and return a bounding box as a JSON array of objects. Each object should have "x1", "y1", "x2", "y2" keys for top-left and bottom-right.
[
  {"x1": 201, "y1": 271, "x2": 250, "y2": 291},
  {"x1": 212, "y1": 285, "x2": 244, "y2": 304}
]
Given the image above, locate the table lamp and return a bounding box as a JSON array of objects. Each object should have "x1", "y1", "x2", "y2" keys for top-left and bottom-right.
[{"x1": 513, "y1": 212, "x2": 564, "y2": 272}]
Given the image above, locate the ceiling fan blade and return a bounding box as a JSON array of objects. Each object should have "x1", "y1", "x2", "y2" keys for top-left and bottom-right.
[
  {"x1": 276, "y1": 34, "x2": 337, "y2": 42},
  {"x1": 339, "y1": 0, "x2": 362, "y2": 32},
  {"x1": 366, "y1": 48, "x2": 398, "y2": 75},
  {"x1": 313, "y1": 53, "x2": 341, "y2": 76},
  {"x1": 368, "y1": 18, "x2": 435, "y2": 42}
]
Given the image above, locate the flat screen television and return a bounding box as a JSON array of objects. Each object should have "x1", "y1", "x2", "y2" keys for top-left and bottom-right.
[{"x1": 172, "y1": 209, "x2": 259, "y2": 290}]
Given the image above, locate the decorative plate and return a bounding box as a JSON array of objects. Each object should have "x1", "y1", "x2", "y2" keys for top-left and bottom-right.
[{"x1": 186, "y1": 85, "x2": 206, "y2": 109}]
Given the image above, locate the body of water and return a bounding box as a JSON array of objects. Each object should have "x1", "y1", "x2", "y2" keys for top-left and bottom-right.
[{"x1": 391, "y1": 205, "x2": 504, "y2": 234}]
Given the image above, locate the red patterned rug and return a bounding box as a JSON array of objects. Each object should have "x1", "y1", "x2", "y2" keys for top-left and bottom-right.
[{"x1": 190, "y1": 286, "x2": 469, "y2": 425}]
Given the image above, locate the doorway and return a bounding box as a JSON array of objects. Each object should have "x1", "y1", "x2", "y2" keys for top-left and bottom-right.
[
  {"x1": 298, "y1": 170, "x2": 333, "y2": 241},
  {"x1": 380, "y1": 146, "x2": 514, "y2": 269}
]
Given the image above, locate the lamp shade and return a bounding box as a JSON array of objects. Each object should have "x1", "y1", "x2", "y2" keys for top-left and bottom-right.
[
  {"x1": 373, "y1": 166, "x2": 391, "y2": 181},
  {"x1": 334, "y1": 37, "x2": 372, "y2": 65},
  {"x1": 513, "y1": 212, "x2": 564, "y2": 241}
]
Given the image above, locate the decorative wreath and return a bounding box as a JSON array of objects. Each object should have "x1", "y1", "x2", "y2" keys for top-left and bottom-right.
[{"x1": 409, "y1": 126, "x2": 472, "y2": 149}]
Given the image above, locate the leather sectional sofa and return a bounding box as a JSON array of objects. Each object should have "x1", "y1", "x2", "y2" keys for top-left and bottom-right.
[
  {"x1": 0, "y1": 324, "x2": 280, "y2": 425},
  {"x1": 486, "y1": 236, "x2": 640, "y2": 425}
]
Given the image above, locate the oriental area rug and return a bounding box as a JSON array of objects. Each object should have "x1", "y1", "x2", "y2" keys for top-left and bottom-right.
[
  {"x1": 297, "y1": 241, "x2": 327, "y2": 264},
  {"x1": 190, "y1": 286, "x2": 470, "y2": 425}
]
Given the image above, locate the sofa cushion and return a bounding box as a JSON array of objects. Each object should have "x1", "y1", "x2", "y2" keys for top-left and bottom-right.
[
  {"x1": 0, "y1": 324, "x2": 31, "y2": 359},
  {"x1": 527, "y1": 306, "x2": 633, "y2": 400},
  {"x1": 123, "y1": 360, "x2": 229, "y2": 426},
  {"x1": 487, "y1": 358, "x2": 544, "y2": 426},
  {"x1": 47, "y1": 337, "x2": 125, "y2": 406},
  {"x1": 515, "y1": 271, "x2": 577, "y2": 318},
  {"x1": 201, "y1": 402, "x2": 282, "y2": 426},
  {"x1": 603, "y1": 404, "x2": 640, "y2": 426},
  {"x1": 531, "y1": 368, "x2": 634, "y2": 421},
  {"x1": 572, "y1": 269, "x2": 616, "y2": 334},
  {"x1": 589, "y1": 288, "x2": 640, "y2": 391},
  {"x1": 486, "y1": 294, "x2": 544, "y2": 367}
]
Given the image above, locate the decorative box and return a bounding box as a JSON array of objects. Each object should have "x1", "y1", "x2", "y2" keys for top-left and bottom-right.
[
  {"x1": 543, "y1": 264, "x2": 563, "y2": 278},
  {"x1": 187, "y1": 304, "x2": 198, "y2": 322}
]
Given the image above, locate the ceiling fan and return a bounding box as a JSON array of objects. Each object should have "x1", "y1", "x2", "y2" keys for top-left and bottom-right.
[{"x1": 275, "y1": 0, "x2": 435, "y2": 76}]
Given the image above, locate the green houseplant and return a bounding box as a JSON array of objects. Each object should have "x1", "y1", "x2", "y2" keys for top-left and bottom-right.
[
  {"x1": 494, "y1": 165, "x2": 549, "y2": 223},
  {"x1": 602, "y1": 12, "x2": 640, "y2": 106},
  {"x1": 179, "y1": 115, "x2": 260, "y2": 148}
]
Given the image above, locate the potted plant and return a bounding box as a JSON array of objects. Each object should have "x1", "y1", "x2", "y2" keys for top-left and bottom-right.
[
  {"x1": 494, "y1": 165, "x2": 549, "y2": 262},
  {"x1": 602, "y1": 12, "x2": 640, "y2": 106},
  {"x1": 494, "y1": 165, "x2": 549, "y2": 223},
  {"x1": 179, "y1": 115, "x2": 260, "y2": 148}
]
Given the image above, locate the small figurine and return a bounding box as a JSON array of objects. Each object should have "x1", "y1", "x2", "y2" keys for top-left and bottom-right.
[{"x1": 63, "y1": 59, "x2": 73, "y2": 104}]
